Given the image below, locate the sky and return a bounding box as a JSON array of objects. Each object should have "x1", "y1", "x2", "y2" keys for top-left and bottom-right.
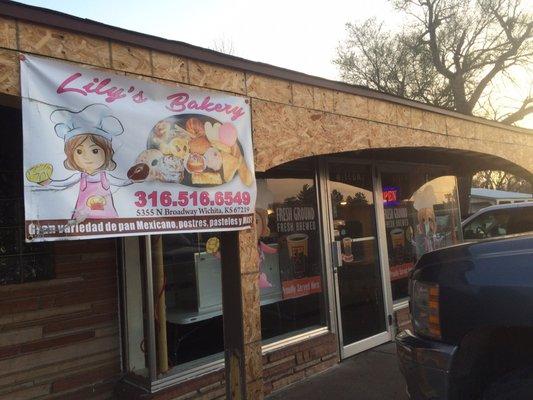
[
  {"x1": 16, "y1": 0, "x2": 401, "y2": 80},
  {"x1": 16, "y1": 0, "x2": 532, "y2": 128}
]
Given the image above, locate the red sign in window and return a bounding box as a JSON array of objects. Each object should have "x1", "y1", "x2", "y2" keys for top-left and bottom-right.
[
  {"x1": 282, "y1": 276, "x2": 322, "y2": 300},
  {"x1": 383, "y1": 187, "x2": 398, "y2": 204}
]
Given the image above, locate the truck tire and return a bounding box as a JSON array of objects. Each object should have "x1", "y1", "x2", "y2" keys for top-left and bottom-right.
[{"x1": 482, "y1": 367, "x2": 533, "y2": 400}]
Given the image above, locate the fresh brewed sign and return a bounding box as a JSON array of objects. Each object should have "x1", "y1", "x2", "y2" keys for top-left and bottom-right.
[{"x1": 21, "y1": 55, "x2": 256, "y2": 241}]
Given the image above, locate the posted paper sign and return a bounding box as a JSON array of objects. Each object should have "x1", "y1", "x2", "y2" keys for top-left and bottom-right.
[{"x1": 21, "y1": 54, "x2": 256, "y2": 241}]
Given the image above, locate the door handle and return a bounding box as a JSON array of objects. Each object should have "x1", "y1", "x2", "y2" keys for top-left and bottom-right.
[{"x1": 332, "y1": 241, "x2": 342, "y2": 272}]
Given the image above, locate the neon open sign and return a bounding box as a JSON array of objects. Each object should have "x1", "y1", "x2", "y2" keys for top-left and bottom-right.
[{"x1": 383, "y1": 186, "x2": 400, "y2": 206}]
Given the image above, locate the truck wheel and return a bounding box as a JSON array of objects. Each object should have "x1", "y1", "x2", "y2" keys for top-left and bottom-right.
[{"x1": 482, "y1": 367, "x2": 533, "y2": 400}]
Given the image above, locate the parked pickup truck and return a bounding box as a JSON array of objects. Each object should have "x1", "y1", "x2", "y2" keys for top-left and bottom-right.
[{"x1": 396, "y1": 234, "x2": 533, "y2": 400}]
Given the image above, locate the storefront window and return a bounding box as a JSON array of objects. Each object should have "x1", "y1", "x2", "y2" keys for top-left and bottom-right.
[
  {"x1": 381, "y1": 171, "x2": 462, "y2": 301},
  {"x1": 123, "y1": 232, "x2": 225, "y2": 380},
  {"x1": 256, "y1": 159, "x2": 327, "y2": 342},
  {"x1": 0, "y1": 107, "x2": 53, "y2": 285},
  {"x1": 155, "y1": 232, "x2": 224, "y2": 371},
  {"x1": 125, "y1": 158, "x2": 327, "y2": 378}
]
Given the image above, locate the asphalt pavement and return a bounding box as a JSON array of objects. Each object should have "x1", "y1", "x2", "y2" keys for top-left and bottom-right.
[{"x1": 267, "y1": 342, "x2": 408, "y2": 400}]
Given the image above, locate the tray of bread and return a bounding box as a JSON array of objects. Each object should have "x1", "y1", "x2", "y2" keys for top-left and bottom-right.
[{"x1": 130, "y1": 114, "x2": 253, "y2": 188}]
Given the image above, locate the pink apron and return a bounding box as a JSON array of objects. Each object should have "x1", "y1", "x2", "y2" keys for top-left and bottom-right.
[
  {"x1": 258, "y1": 241, "x2": 277, "y2": 289},
  {"x1": 73, "y1": 172, "x2": 118, "y2": 220}
]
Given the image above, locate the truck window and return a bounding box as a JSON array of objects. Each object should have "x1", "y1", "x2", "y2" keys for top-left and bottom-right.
[
  {"x1": 463, "y1": 210, "x2": 510, "y2": 239},
  {"x1": 507, "y1": 207, "x2": 533, "y2": 235}
]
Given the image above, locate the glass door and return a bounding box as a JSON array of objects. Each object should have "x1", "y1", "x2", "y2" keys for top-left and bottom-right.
[{"x1": 326, "y1": 162, "x2": 392, "y2": 358}]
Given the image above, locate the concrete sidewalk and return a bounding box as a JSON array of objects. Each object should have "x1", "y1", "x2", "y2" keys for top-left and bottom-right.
[{"x1": 267, "y1": 342, "x2": 408, "y2": 400}]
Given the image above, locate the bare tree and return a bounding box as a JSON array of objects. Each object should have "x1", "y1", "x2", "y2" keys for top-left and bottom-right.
[
  {"x1": 472, "y1": 170, "x2": 532, "y2": 192},
  {"x1": 211, "y1": 38, "x2": 236, "y2": 56},
  {"x1": 334, "y1": 0, "x2": 533, "y2": 125}
]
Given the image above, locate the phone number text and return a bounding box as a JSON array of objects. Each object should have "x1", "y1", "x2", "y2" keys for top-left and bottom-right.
[{"x1": 134, "y1": 190, "x2": 251, "y2": 208}]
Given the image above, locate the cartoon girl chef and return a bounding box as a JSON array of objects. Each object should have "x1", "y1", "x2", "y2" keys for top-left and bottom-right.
[
  {"x1": 412, "y1": 184, "x2": 438, "y2": 257},
  {"x1": 26, "y1": 104, "x2": 131, "y2": 221}
]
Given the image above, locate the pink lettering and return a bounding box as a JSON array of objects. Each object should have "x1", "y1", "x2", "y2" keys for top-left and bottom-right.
[
  {"x1": 229, "y1": 106, "x2": 245, "y2": 121},
  {"x1": 166, "y1": 93, "x2": 189, "y2": 112},
  {"x1": 198, "y1": 96, "x2": 214, "y2": 111},
  {"x1": 133, "y1": 91, "x2": 148, "y2": 103},
  {"x1": 165, "y1": 92, "x2": 246, "y2": 121},
  {"x1": 56, "y1": 73, "x2": 86, "y2": 96},
  {"x1": 83, "y1": 78, "x2": 126, "y2": 103},
  {"x1": 56, "y1": 73, "x2": 144, "y2": 104},
  {"x1": 82, "y1": 78, "x2": 99, "y2": 93}
]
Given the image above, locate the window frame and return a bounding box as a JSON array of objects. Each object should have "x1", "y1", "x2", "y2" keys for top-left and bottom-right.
[
  {"x1": 255, "y1": 157, "x2": 332, "y2": 344},
  {"x1": 120, "y1": 235, "x2": 226, "y2": 392}
]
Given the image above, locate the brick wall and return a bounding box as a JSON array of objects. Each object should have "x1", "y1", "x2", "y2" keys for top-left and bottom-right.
[
  {"x1": 116, "y1": 333, "x2": 339, "y2": 400},
  {"x1": 116, "y1": 369, "x2": 226, "y2": 400},
  {"x1": 262, "y1": 333, "x2": 339, "y2": 396},
  {"x1": 0, "y1": 239, "x2": 122, "y2": 399}
]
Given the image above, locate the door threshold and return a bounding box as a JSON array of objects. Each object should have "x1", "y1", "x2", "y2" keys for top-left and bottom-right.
[{"x1": 340, "y1": 331, "x2": 392, "y2": 359}]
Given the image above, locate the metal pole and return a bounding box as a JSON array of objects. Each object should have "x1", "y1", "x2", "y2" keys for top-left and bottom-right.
[
  {"x1": 144, "y1": 235, "x2": 158, "y2": 381},
  {"x1": 153, "y1": 235, "x2": 168, "y2": 374}
]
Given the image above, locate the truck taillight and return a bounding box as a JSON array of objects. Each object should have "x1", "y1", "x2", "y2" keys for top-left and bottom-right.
[{"x1": 412, "y1": 281, "x2": 441, "y2": 339}]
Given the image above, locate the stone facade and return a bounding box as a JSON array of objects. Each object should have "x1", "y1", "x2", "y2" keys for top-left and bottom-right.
[
  {"x1": 0, "y1": 10, "x2": 531, "y2": 400},
  {"x1": 0, "y1": 16, "x2": 530, "y2": 176}
]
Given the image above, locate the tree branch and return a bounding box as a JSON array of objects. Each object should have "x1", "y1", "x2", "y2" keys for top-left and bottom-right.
[
  {"x1": 424, "y1": 0, "x2": 455, "y2": 79},
  {"x1": 500, "y1": 96, "x2": 533, "y2": 124},
  {"x1": 468, "y1": 18, "x2": 532, "y2": 109}
]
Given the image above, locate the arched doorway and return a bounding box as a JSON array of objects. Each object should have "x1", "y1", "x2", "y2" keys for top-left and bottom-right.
[{"x1": 255, "y1": 147, "x2": 531, "y2": 359}]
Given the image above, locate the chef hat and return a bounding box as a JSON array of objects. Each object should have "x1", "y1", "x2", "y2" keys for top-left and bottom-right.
[
  {"x1": 51, "y1": 103, "x2": 124, "y2": 142},
  {"x1": 412, "y1": 184, "x2": 437, "y2": 211},
  {"x1": 256, "y1": 179, "x2": 274, "y2": 209}
]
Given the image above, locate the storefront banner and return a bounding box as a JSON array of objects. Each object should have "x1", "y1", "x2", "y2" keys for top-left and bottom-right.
[
  {"x1": 273, "y1": 205, "x2": 322, "y2": 300},
  {"x1": 20, "y1": 54, "x2": 256, "y2": 241}
]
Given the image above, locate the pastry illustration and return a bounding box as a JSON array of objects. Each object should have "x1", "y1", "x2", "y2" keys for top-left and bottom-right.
[
  {"x1": 152, "y1": 121, "x2": 173, "y2": 144},
  {"x1": 172, "y1": 123, "x2": 190, "y2": 138},
  {"x1": 26, "y1": 163, "x2": 53, "y2": 183},
  {"x1": 211, "y1": 139, "x2": 232, "y2": 154},
  {"x1": 205, "y1": 121, "x2": 221, "y2": 143},
  {"x1": 142, "y1": 114, "x2": 253, "y2": 187},
  {"x1": 221, "y1": 151, "x2": 241, "y2": 183},
  {"x1": 185, "y1": 117, "x2": 205, "y2": 138},
  {"x1": 127, "y1": 163, "x2": 149, "y2": 181},
  {"x1": 185, "y1": 153, "x2": 206, "y2": 173},
  {"x1": 189, "y1": 136, "x2": 211, "y2": 155},
  {"x1": 136, "y1": 149, "x2": 165, "y2": 181},
  {"x1": 204, "y1": 147, "x2": 223, "y2": 171},
  {"x1": 238, "y1": 161, "x2": 253, "y2": 187},
  {"x1": 163, "y1": 136, "x2": 190, "y2": 158},
  {"x1": 192, "y1": 172, "x2": 223, "y2": 185},
  {"x1": 205, "y1": 121, "x2": 232, "y2": 153},
  {"x1": 160, "y1": 156, "x2": 185, "y2": 183},
  {"x1": 230, "y1": 143, "x2": 242, "y2": 159},
  {"x1": 219, "y1": 123, "x2": 238, "y2": 147},
  {"x1": 86, "y1": 195, "x2": 106, "y2": 211}
]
